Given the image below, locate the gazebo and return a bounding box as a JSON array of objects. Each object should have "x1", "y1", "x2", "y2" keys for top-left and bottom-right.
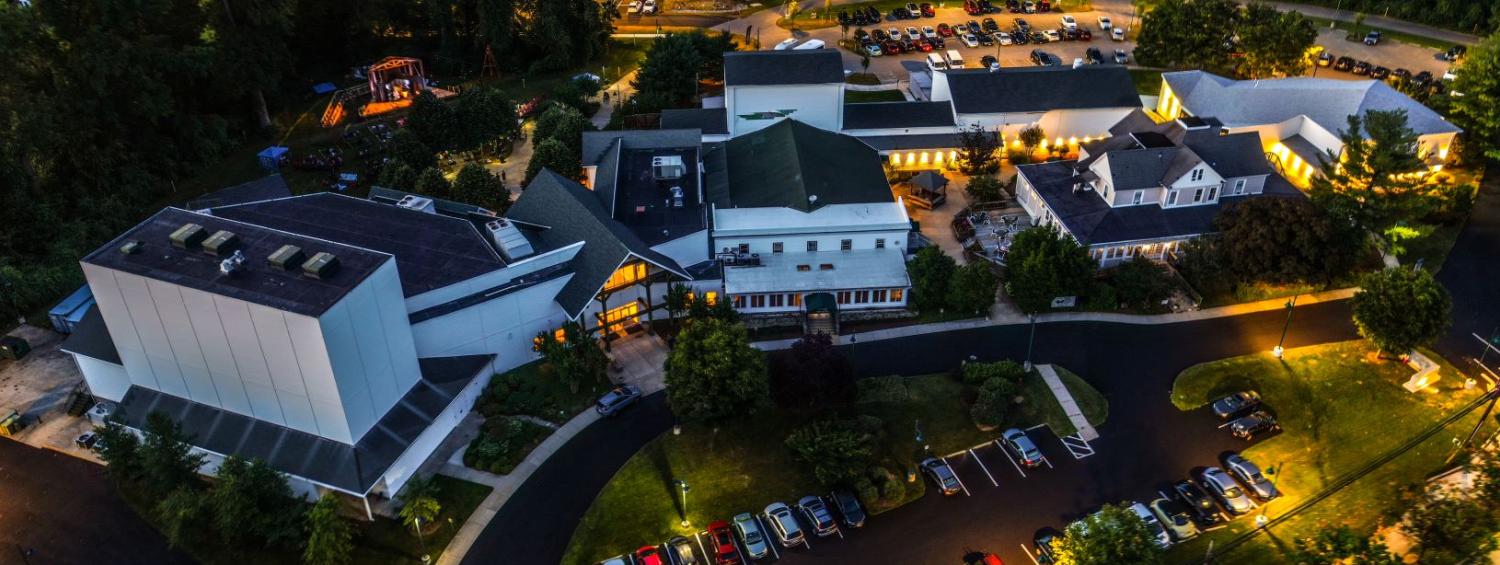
[{"x1": 906, "y1": 170, "x2": 948, "y2": 210}]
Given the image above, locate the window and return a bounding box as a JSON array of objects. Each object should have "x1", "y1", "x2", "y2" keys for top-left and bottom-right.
[
  {"x1": 890, "y1": 288, "x2": 904, "y2": 302},
  {"x1": 1234, "y1": 179, "x2": 1246, "y2": 195},
  {"x1": 873, "y1": 289, "x2": 887, "y2": 302},
  {"x1": 796, "y1": 264, "x2": 811, "y2": 272},
  {"x1": 1193, "y1": 188, "x2": 1203, "y2": 203},
  {"x1": 1131, "y1": 191, "x2": 1142, "y2": 205},
  {"x1": 807, "y1": 241, "x2": 818, "y2": 252},
  {"x1": 789, "y1": 293, "x2": 802, "y2": 307},
  {"x1": 769, "y1": 294, "x2": 784, "y2": 307},
  {"x1": 737, "y1": 243, "x2": 749, "y2": 254},
  {"x1": 819, "y1": 264, "x2": 834, "y2": 271},
  {"x1": 772, "y1": 242, "x2": 783, "y2": 253},
  {"x1": 855, "y1": 290, "x2": 870, "y2": 304},
  {"x1": 600, "y1": 302, "x2": 641, "y2": 332},
  {"x1": 1190, "y1": 168, "x2": 1203, "y2": 182},
  {"x1": 604, "y1": 262, "x2": 647, "y2": 290},
  {"x1": 836, "y1": 291, "x2": 852, "y2": 304},
  {"x1": 1167, "y1": 190, "x2": 1178, "y2": 205},
  {"x1": 733, "y1": 295, "x2": 746, "y2": 308},
  {"x1": 750, "y1": 294, "x2": 766, "y2": 308},
  {"x1": 875, "y1": 238, "x2": 886, "y2": 249},
  {"x1": 841, "y1": 239, "x2": 852, "y2": 251},
  {"x1": 1207, "y1": 186, "x2": 1218, "y2": 201},
  {"x1": 704, "y1": 291, "x2": 718, "y2": 306}
]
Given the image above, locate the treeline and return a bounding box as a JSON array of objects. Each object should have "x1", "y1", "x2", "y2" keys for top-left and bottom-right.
[{"x1": 1283, "y1": 0, "x2": 1498, "y2": 35}]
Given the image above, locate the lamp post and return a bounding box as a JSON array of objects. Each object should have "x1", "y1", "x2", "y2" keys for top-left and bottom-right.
[
  {"x1": 1273, "y1": 295, "x2": 1297, "y2": 358},
  {"x1": 1255, "y1": 463, "x2": 1286, "y2": 528},
  {"x1": 674, "y1": 480, "x2": 691, "y2": 527},
  {"x1": 1023, "y1": 313, "x2": 1038, "y2": 372},
  {"x1": 414, "y1": 516, "x2": 430, "y2": 564}
]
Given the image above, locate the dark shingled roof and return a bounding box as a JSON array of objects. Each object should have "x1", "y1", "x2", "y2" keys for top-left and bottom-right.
[
  {"x1": 111, "y1": 354, "x2": 491, "y2": 494},
  {"x1": 1181, "y1": 130, "x2": 1275, "y2": 179},
  {"x1": 1019, "y1": 160, "x2": 1302, "y2": 245},
  {"x1": 706, "y1": 119, "x2": 893, "y2": 212},
  {"x1": 942, "y1": 66, "x2": 1140, "y2": 114},
  {"x1": 508, "y1": 171, "x2": 689, "y2": 319},
  {"x1": 660, "y1": 108, "x2": 729, "y2": 135},
  {"x1": 82, "y1": 207, "x2": 391, "y2": 317},
  {"x1": 1102, "y1": 147, "x2": 1186, "y2": 191},
  {"x1": 842, "y1": 101, "x2": 955, "y2": 130},
  {"x1": 186, "y1": 175, "x2": 292, "y2": 210},
  {"x1": 60, "y1": 306, "x2": 119, "y2": 364},
  {"x1": 211, "y1": 192, "x2": 505, "y2": 297},
  {"x1": 724, "y1": 50, "x2": 844, "y2": 87},
  {"x1": 854, "y1": 133, "x2": 962, "y2": 151}
]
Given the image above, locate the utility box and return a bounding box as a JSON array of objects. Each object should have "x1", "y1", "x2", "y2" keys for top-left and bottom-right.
[
  {"x1": 0, "y1": 336, "x2": 30, "y2": 361},
  {"x1": 0, "y1": 410, "x2": 24, "y2": 436}
]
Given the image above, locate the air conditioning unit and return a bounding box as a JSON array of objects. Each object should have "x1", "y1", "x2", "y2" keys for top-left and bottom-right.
[
  {"x1": 267, "y1": 244, "x2": 307, "y2": 271},
  {"x1": 652, "y1": 155, "x2": 686, "y2": 180},
  {"x1": 169, "y1": 223, "x2": 208, "y2": 250},
  {"x1": 201, "y1": 230, "x2": 240, "y2": 257},
  {"x1": 669, "y1": 186, "x2": 684, "y2": 208},
  {"x1": 485, "y1": 218, "x2": 535, "y2": 262},
  {"x1": 396, "y1": 194, "x2": 436, "y2": 214},
  {"x1": 303, "y1": 252, "x2": 341, "y2": 280}
]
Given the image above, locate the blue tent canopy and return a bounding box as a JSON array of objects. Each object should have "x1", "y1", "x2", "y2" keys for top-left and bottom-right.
[
  {"x1": 257, "y1": 146, "x2": 290, "y2": 171},
  {"x1": 312, "y1": 82, "x2": 337, "y2": 95}
]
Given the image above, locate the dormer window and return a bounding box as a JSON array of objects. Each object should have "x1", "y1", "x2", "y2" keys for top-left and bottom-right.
[
  {"x1": 1132, "y1": 191, "x2": 1143, "y2": 205},
  {"x1": 1190, "y1": 168, "x2": 1204, "y2": 182}
]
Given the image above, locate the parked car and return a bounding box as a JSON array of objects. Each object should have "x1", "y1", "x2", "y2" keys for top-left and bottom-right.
[
  {"x1": 667, "y1": 536, "x2": 698, "y2": 565},
  {"x1": 1199, "y1": 466, "x2": 1255, "y2": 514},
  {"x1": 938, "y1": 23, "x2": 955, "y2": 37},
  {"x1": 1334, "y1": 55, "x2": 1355, "y2": 71},
  {"x1": 872, "y1": 28, "x2": 889, "y2": 41},
  {"x1": 1413, "y1": 70, "x2": 1435, "y2": 87},
  {"x1": 798, "y1": 496, "x2": 839, "y2": 537},
  {"x1": 1014, "y1": 18, "x2": 1031, "y2": 33},
  {"x1": 863, "y1": 43, "x2": 884, "y2": 57},
  {"x1": 1210, "y1": 391, "x2": 1261, "y2": 420},
  {"x1": 1059, "y1": 14, "x2": 1077, "y2": 30},
  {"x1": 75, "y1": 431, "x2": 99, "y2": 449},
  {"x1": 882, "y1": 40, "x2": 902, "y2": 55},
  {"x1": 918, "y1": 38, "x2": 936, "y2": 51},
  {"x1": 1077, "y1": 26, "x2": 1092, "y2": 40},
  {"x1": 921, "y1": 2, "x2": 936, "y2": 17},
  {"x1": 966, "y1": 0, "x2": 984, "y2": 15},
  {"x1": 763, "y1": 503, "x2": 805, "y2": 548},
  {"x1": 922, "y1": 25, "x2": 938, "y2": 38},
  {"x1": 732, "y1": 513, "x2": 769, "y2": 559},
  {"x1": 1007, "y1": 0, "x2": 1022, "y2": 12},
  {"x1": 921, "y1": 457, "x2": 963, "y2": 495},
  {"x1": 995, "y1": 31, "x2": 1013, "y2": 45},
  {"x1": 888, "y1": 26, "x2": 904, "y2": 40},
  {"x1": 1029, "y1": 49, "x2": 1060, "y2": 66},
  {"x1": 892, "y1": 6, "x2": 911, "y2": 19},
  {"x1": 1316, "y1": 51, "x2": 1334, "y2": 67},
  {"x1": 1226, "y1": 453, "x2": 1282, "y2": 501},
  {"x1": 637, "y1": 545, "x2": 666, "y2": 565},
  {"x1": 982, "y1": 17, "x2": 1000, "y2": 33},
  {"x1": 1113, "y1": 48, "x2": 1129, "y2": 64},
  {"x1": 1041, "y1": 29, "x2": 1060, "y2": 42},
  {"x1": 906, "y1": 26, "x2": 922, "y2": 39},
  {"x1": 596, "y1": 384, "x2": 642, "y2": 416},
  {"x1": 980, "y1": 55, "x2": 999, "y2": 69},
  {"x1": 1173, "y1": 479, "x2": 1222, "y2": 526},
  {"x1": 1097, "y1": 16, "x2": 1112, "y2": 29},
  {"x1": 830, "y1": 490, "x2": 866, "y2": 528},
  {"x1": 1370, "y1": 66, "x2": 1391, "y2": 80},
  {"x1": 961, "y1": 34, "x2": 981, "y2": 48},
  {"x1": 1129, "y1": 502, "x2": 1173, "y2": 548},
  {"x1": 1392, "y1": 68, "x2": 1412, "y2": 83},
  {"x1": 1024, "y1": 0, "x2": 1036, "y2": 13},
  {"x1": 977, "y1": 33, "x2": 994, "y2": 47},
  {"x1": 1085, "y1": 47, "x2": 1104, "y2": 64},
  {"x1": 1364, "y1": 30, "x2": 1382, "y2": 45},
  {"x1": 1000, "y1": 428, "x2": 1045, "y2": 467},
  {"x1": 1111, "y1": 27, "x2": 1125, "y2": 41},
  {"x1": 708, "y1": 520, "x2": 741, "y2": 565},
  {"x1": 1228, "y1": 410, "x2": 1280, "y2": 440},
  {"x1": 1149, "y1": 498, "x2": 1200, "y2": 541},
  {"x1": 1445, "y1": 45, "x2": 1468, "y2": 61}
]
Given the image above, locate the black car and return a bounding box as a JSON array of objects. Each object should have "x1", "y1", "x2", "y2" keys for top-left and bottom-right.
[
  {"x1": 1011, "y1": 27, "x2": 1030, "y2": 44},
  {"x1": 1172, "y1": 480, "x2": 1221, "y2": 526},
  {"x1": 1030, "y1": 30, "x2": 1048, "y2": 44},
  {"x1": 921, "y1": 2, "x2": 935, "y2": 17},
  {"x1": 1391, "y1": 68, "x2": 1412, "y2": 83},
  {"x1": 1413, "y1": 70, "x2": 1435, "y2": 87},
  {"x1": 1014, "y1": 18, "x2": 1030, "y2": 33},
  {"x1": 1352, "y1": 60, "x2": 1372, "y2": 75},
  {"x1": 1008, "y1": 0, "x2": 1022, "y2": 12},
  {"x1": 1228, "y1": 410, "x2": 1280, "y2": 440},
  {"x1": 930, "y1": 35, "x2": 946, "y2": 49},
  {"x1": 1085, "y1": 47, "x2": 1103, "y2": 64},
  {"x1": 1446, "y1": 45, "x2": 1468, "y2": 61},
  {"x1": 1210, "y1": 390, "x2": 1261, "y2": 419},
  {"x1": 892, "y1": 7, "x2": 911, "y2": 19},
  {"x1": 830, "y1": 490, "x2": 866, "y2": 528},
  {"x1": 982, "y1": 17, "x2": 1000, "y2": 33},
  {"x1": 872, "y1": 28, "x2": 889, "y2": 41},
  {"x1": 968, "y1": 19, "x2": 983, "y2": 33},
  {"x1": 1370, "y1": 66, "x2": 1391, "y2": 80},
  {"x1": 977, "y1": 32, "x2": 994, "y2": 46},
  {"x1": 1029, "y1": 49, "x2": 1059, "y2": 66},
  {"x1": 901, "y1": 38, "x2": 918, "y2": 52},
  {"x1": 980, "y1": 55, "x2": 999, "y2": 68},
  {"x1": 1333, "y1": 56, "x2": 1355, "y2": 72}
]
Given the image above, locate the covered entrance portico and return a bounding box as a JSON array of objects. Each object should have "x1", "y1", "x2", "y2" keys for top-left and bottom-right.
[{"x1": 804, "y1": 292, "x2": 838, "y2": 336}]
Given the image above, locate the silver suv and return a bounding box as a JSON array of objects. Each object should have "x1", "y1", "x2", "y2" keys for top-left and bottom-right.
[
  {"x1": 762, "y1": 503, "x2": 804, "y2": 548},
  {"x1": 732, "y1": 512, "x2": 770, "y2": 558},
  {"x1": 1226, "y1": 454, "x2": 1281, "y2": 501},
  {"x1": 921, "y1": 458, "x2": 963, "y2": 495},
  {"x1": 797, "y1": 496, "x2": 838, "y2": 537},
  {"x1": 1199, "y1": 466, "x2": 1254, "y2": 514}
]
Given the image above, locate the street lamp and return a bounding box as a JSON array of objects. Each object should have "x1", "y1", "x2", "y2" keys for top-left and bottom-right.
[
  {"x1": 414, "y1": 516, "x2": 430, "y2": 564},
  {"x1": 1273, "y1": 296, "x2": 1297, "y2": 358},
  {"x1": 674, "y1": 480, "x2": 691, "y2": 527},
  {"x1": 1023, "y1": 313, "x2": 1038, "y2": 372},
  {"x1": 1256, "y1": 463, "x2": 1286, "y2": 528}
]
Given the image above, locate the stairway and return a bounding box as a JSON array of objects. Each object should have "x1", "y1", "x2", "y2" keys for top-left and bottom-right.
[
  {"x1": 805, "y1": 315, "x2": 837, "y2": 337},
  {"x1": 65, "y1": 387, "x2": 95, "y2": 417}
]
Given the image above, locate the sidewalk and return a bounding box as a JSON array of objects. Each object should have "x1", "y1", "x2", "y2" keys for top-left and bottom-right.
[
  {"x1": 1036, "y1": 364, "x2": 1099, "y2": 441},
  {"x1": 753, "y1": 287, "x2": 1359, "y2": 350},
  {"x1": 1248, "y1": 0, "x2": 1478, "y2": 45}
]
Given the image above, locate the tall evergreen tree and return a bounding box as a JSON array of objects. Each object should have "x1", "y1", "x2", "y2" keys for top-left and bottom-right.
[
  {"x1": 304, "y1": 493, "x2": 355, "y2": 565},
  {"x1": 1309, "y1": 110, "x2": 1444, "y2": 254}
]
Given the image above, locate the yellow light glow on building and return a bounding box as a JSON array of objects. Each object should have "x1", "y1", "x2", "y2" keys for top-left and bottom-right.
[
  {"x1": 1068, "y1": 136, "x2": 1078, "y2": 146},
  {"x1": 1433, "y1": 164, "x2": 1444, "y2": 172},
  {"x1": 949, "y1": 150, "x2": 958, "y2": 162},
  {"x1": 1039, "y1": 139, "x2": 1049, "y2": 149},
  {"x1": 1439, "y1": 145, "x2": 1450, "y2": 160},
  {"x1": 1054, "y1": 137, "x2": 1064, "y2": 147},
  {"x1": 889, "y1": 153, "x2": 900, "y2": 166},
  {"x1": 919, "y1": 152, "x2": 930, "y2": 165},
  {"x1": 1012, "y1": 139, "x2": 1022, "y2": 149}
]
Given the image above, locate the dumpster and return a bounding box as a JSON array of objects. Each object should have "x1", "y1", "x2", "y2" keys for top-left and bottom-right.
[{"x1": 0, "y1": 336, "x2": 30, "y2": 360}]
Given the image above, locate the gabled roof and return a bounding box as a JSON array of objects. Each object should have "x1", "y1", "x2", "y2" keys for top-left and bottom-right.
[
  {"x1": 724, "y1": 50, "x2": 844, "y2": 87},
  {"x1": 1180, "y1": 129, "x2": 1274, "y2": 178},
  {"x1": 1161, "y1": 70, "x2": 1461, "y2": 137},
  {"x1": 1101, "y1": 147, "x2": 1186, "y2": 191},
  {"x1": 186, "y1": 175, "x2": 291, "y2": 210},
  {"x1": 842, "y1": 101, "x2": 956, "y2": 130},
  {"x1": 660, "y1": 108, "x2": 729, "y2": 135},
  {"x1": 210, "y1": 192, "x2": 506, "y2": 297},
  {"x1": 941, "y1": 66, "x2": 1140, "y2": 115},
  {"x1": 508, "y1": 170, "x2": 689, "y2": 318},
  {"x1": 705, "y1": 119, "x2": 893, "y2": 212}
]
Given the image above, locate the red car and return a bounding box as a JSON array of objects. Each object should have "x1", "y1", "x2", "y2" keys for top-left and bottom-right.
[
  {"x1": 709, "y1": 520, "x2": 741, "y2": 565},
  {"x1": 635, "y1": 545, "x2": 664, "y2": 565},
  {"x1": 882, "y1": 40, "x2": 902, "y2": 55},
  {"x1": 1037, "y1": 0, "x2": 1050, "y2": 11},
  {"x1": 937, "y1": 23, "x2": 954, "y2": 36},
  {"x1": 964, "y1": 0, "x2": 983, "y2": 15},
  {"x1": 917, "y1": 38, "x2": 934, "y2": 52},
  {"x1": 920, "y1": 2, "x2": 935, "y2": 16}
]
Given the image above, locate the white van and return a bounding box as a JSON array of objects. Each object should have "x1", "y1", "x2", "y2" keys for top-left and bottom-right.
[
  {"x1": 945, "y1": 49, "x2": 965, "y2": 69},
  {"x1": 927, "y1": 53, "x2": 949, "y2": 70},
  {"x1": 792, "y1": 39, "x2": 825, "y2": 50},
  {"x1": 774, "y1": 38, "x2": 800, "y2": 50}
]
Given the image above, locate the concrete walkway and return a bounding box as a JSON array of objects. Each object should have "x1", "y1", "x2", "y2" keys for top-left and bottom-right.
[
  {"x1": 1036, "y1": 364, "x2": 1099, "y2": 441},
  {"x1": 755, "y1": 287, "x2": 1358, "y2": 350},
  {"x1": 591, "y1": 70, "x2": 639, "y2": 130}
]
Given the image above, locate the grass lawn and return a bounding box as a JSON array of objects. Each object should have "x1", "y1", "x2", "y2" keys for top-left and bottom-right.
[
  {"x1": 845, "y1": 90, "x2": 908, "y2": 103},
  {"x1": 564, "y1": 370, "x2": 1108, "y2": 564},
  {"x1": 1015, "y1": 366, "x2": 1108, "y2": 436},
  {"x1": 1129, "y1": 69, "x2": 1164, "y2": 96},
  {"x1": 1307, "y1": 17, "x2": 1454, "y2": 50},
  {"x1": 1165, "y1": 340, "x2": 1487, "y2": 564},
  {"x1": 1401, "y1": 221, "x2": 1465, "y2": 273}
]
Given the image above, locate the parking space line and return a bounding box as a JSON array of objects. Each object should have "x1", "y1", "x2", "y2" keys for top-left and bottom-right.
[
  {"x1": 969, "y1": 447, "x2": 999, "y2": 486},
  {"x1": 1060, "y1": 433, "x2": 1096, "y2": 459},
  {"x1": 1158, "y1": 490, "x2": 1173, "y2": 500},
  {"x1": 756, "y1": 515, "x2": 781, "y2": 559},
  {"x1": 939, "y1": 456, "x2": 972, "y2": 496},
  {"x1": 993, "y1": 439, "x2": 1027, "y2": 478},
  {"x1": 1021, "y1": 543, "x2": 1042, "y2": 565},
  {"x1": 1026, "y1": 423, "x2": 1048, "y2": 431},
  {"x1": 1041, "y1": 453, "x2": 1054, "y2": 469},
  {"x1": 694, "y1": 532, "x2": 709, "y2": 562}
]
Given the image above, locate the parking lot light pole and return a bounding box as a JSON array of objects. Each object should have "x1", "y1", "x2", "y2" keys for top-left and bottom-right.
[
  {"x1": 674, "y1": 480, "x2": 691, "y2": 527},
  {"x1": 1256, "y1": 463, "x2": 1285, "y2": 527},
  {"x1": 1273, "y1": 296, "x2": 1298, "y2": 359},
  {"x1": 1023, "y1": 313, "x2": 1038, "y2": 372}
]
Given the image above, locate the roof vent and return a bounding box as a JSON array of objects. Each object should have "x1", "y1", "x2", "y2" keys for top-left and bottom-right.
[
  {"x1": 808, "y1": 194, "x2": 819, "y2": 204},
  {"x1": 119, "y1": 240, "x2": 144, "y2": 255},
  {"x1": 169, "y1": 223, "x2": 208, "y2": 250},
  {"x1": 201, "y1": 230, "x2": 240, "y2": 257},
  {"x1": 302, "y1": 252, "x2": 341, "y2": 280},
  {"x1": 396, "y1": 194, "x2": 437, "y2": 214},
  {"x1": 669, "y1": 186, "x2": 684, "y2": 208},
  {"x1": 652, "y1": 155, "x2": 685, "y2": 180},
  {"x1": 267, "y1": 245, "x2": 307, "y2": 271},
  {"x1": 485, "y1": 219, "x2": 535, "y2": 262},
  {"x1": 219, "y1": 250, "x2": 246, "y2": 276}
]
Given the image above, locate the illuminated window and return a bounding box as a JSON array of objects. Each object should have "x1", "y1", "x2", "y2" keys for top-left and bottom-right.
[
  {"x1": 819, "y1": 264, "x2": 834, "y2": 271},
  {"x1": 789, "y1": 293, "x2": 801, "y2": 307},
  {"x1": 733, "y1": 295, "x2": 746, "y2": 308},
  {"x1": 738, "y1": 243, "x2": 749, "y2": 254},
  {"x1": 890, "y1": 288, "x2": 904, "y2": 302},
  {"x1": 605, "y1": 262, "x2": 647, "y2": 290},
  {"x1": 704, "y1": 291, "x2": 718, "y2": 305},
  {"x1": 599, "y1": 302, "x2": 640, "y2": 332}
]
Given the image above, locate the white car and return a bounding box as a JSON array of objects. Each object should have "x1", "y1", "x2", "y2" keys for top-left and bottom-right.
[
  {"x1": 906, "y1": 26, "x2": 921, "y2": 39},
  {"x1": 995, "y1": 31, "x2": 1013, "y2": 45},
  {"x1": 922, "y1": 25, "x2": 938, "y2": 39},
  {"x1": 863, "y1": 43, "x2": 884, "y2": 57},
  {"x1": 625, "y1": 0, "x2": 641, "y2": 13},
  {"x1": 961, "y1": 33, "x2": 980, "y2": 48},
  {"x1": 1097, "y1": 16, "x2": 1112, "y2": 30},
  {"x1": 1111, "y1": 27, "x2": 1126, "y2": 41},
  {"x1": 1060, "y1": 15, "x2": 1077, "y2": 30},
  {"x1": 1129, "y1": 502, "x2": 1173, "y2": 549},
  {"x1": 955, "y1": 23, "x2": 969, "y2": 34},
  {"x1": 1041, "y1": 29, "x2": 1061, "y2": 42},
  {"x1": 642, "y1": 0, "x2": 657, "y2": 14},
  {"x1": 888, "y1": 27, "x2": 904, "y2": 40}
]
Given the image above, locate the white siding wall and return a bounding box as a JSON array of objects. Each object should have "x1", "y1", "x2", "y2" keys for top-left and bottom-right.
[
  {"x1": 715, "y1": 229, "x2": 910, "y2": 256},
  {"x1": 410, "y1": 277, "x2": 571, "y2": 375},
  {"x1": 377, "y1": 367, "x2": 490, "y2": 498},
  {"x1": 958, "y1": 107, "x2": 1135, "y2": 140},
  {"x1": 726, "y1": 83, "x2": 844, "y2": 137}
]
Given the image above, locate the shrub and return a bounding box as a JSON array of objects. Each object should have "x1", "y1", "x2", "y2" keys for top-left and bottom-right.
[
  {"x1": 970, "y1": 377, "x2": 1017, "y2": 428},
  {"x1": 961, "y1": 360, "x2": 1027, "y2": 387},
  {"x1": 854, "y1": 477, "x2": 879, "y2": 506},
  {"x1": 786, "y1": 419, "x2": 876, "y2": 486},
  {"x1": 1109, "y1": 257, "x2": 1174, "y2": 311},
  {"x1": 463, "y1": 416, "x2": 547, "y2": 474},
  {"x1": 878, "y1": 473, "x2": 906, "y2": 501},
  {"x1": 856, "y1": 375, "x2": 910, "y2": 403},
  {"x1": 1084, "y1": 281, "x2": 1118, "y2": 311}
]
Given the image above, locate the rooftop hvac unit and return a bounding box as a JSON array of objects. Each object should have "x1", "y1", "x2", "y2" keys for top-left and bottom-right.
[
  {"x1": 652, "y1": 155, "x2": 686, "y2": 180},
  {"x1": 118, "y1": 239, "x2": 144, "y2": 255},
  {"x1": 396, "y1": 194, "x2": 437, "y2": 214},
  {"x1": 669, "y1": 186, "x2": 684, "y2": 208},
  {"x1": 219, "y1": 249, "x2": 246, "y2": 276},
  {"x1": 201, "y1": 230, "x2": 240, "y2": 257},
  {"x1": 485, "y1": 219, "x2": 535, "y2": 262},
  {"x1": 267, "y1": 244, "x2": 307, "y2": 271},
  {"x1": 87, "y1": 402, "x2": 115, "y2": 427},
  {"x1": 302, "y1": 252, "x2": 341, "y2": 280},
  {"x1": 169, "y1": 223, "x2": 208, "y2": 250}
]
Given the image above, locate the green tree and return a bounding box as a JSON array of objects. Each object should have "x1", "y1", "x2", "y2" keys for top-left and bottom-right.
[
  {"x1": 1293, "y1": 525, "x2": 1401, "y2": 565},
  {"x1": 1108, "y1": 257, "x2": 1173, "y2": 311},
  {"x1": 533, "y1": 320, "x2": 608, "y2": 393},
  {"x1": 1309, "y1": 110, "x2": 1444, "y2": 254},
  {"x1": 1018, "y1": 125, "x2": 1046, "y2": 155},
  {"x1": 769, "y1": 333, "x2": 856, "y2": 412},
  {"x1": 969, "y1": 375, "x2": 1019, "y2": 428},
  {"x1": 957, "y1": 124, "x2": 1001, "y2": 175},
  {"x1": 628, "y1": 31, "x2": 735, "y2": 114},
  {"x1": 414, "y1": 167, "x2": 451, "y2": 198},
  {"x1": 212, "y1": 0, "x2": 296, "y2": 129},
  {"x1": 1053, "y1": 503, "x2": 1166, "y2": 565},
  {"x1": 664, "y1": 283, "x2": 692, "y2": 324},
  {"x1": 665, "y1": 318, "x2": 769, "y2": 421},
  {"x1": 94, "y1": 421, "x2": 144, "y2": 485},
  {"x1": 532, "y1": 104, "x2": 592, "y2": 157},
  {"x1": 784, "y1": 418, "x2": 876, "y2": 486},
  {"x1": 156, "y1": 486, "x2": 211, "y2": 550},
  {"x1": 211, "y1": 456, "x2": 302, "y2": 549},
  {"x1": 1215, "y1": 197, "x2": 1362, "y2": 286},
  {"x1": 389, "y1": 128, "x2": 437, "y2": 172},
  {"x1": 378, "y1": 161, "x2": 418, "y2": 191},
  {"x1": 406, "y1": 91, "x2": 459, "y2": 150},
  {"x1": 907, "y1": 247, "x2": 957, "y2": 313},
  {"x1": 525, "y1": 138, "x2": 581, "y2": 184},
  {"x1": 140, "y1": 412, "x2": 207, "y2": 499},
  {"x1": 303, "y1": 493, "x2": 355, "y2": 565},
  {"x1": 1236, "y1": 4, "x2": 1318, "y2": 78},
  {"x1": 398, "y1": 476, "x2": 442, "y2": 533},
  {"x1": 1449, "y1": 32, "x2": 1500, "y2": 160},
  {"x1": 1004, "y1": 224, "x2": 1097, "y2": 314},
  {"x1": 1351, "y1": 267, "x2": 1452, "y2": 355},
  {"x1": 964, "y1": 174, "x2": 1005, "y2": 204},
  {"x1": 1405, "y1": 489, "x2": 1500, "y2": 563},
  {"x1": 454, "y1": 87, "x2": 520, "y2": 153},
  {"x1": 1174, "y1": 236, "x2": 1233, "y2": 299},
  {"x1": 451, "y1": 163, "x2": 511, "y2": 213},
  {"x1": 1134, "y1": 0, "x2": 1239, "y2": 74},
  {"x1": 947, "y1": 262, "x2": 998, "y2": 316}
]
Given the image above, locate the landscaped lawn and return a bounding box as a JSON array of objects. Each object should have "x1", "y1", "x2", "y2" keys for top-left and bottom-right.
[
  {"x1": 1165, "y1": 340, "x2": 1488, "y2": 564},
  {"x1": 1307, "y1": 16, "x2": 1454, "y2": 50},
  {"x1": 844, "y1": 90, "x2": 908, "y2": 103},
  {"x1": 476, "y1": 360, "x2": 611, "y2": 425},
  {"x1": 1402, "y1": 221, "x2": 1465, "y2": 273},
  {"x1": 1016, "y1": 366, "x2": 1108, "y2": 437}
]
